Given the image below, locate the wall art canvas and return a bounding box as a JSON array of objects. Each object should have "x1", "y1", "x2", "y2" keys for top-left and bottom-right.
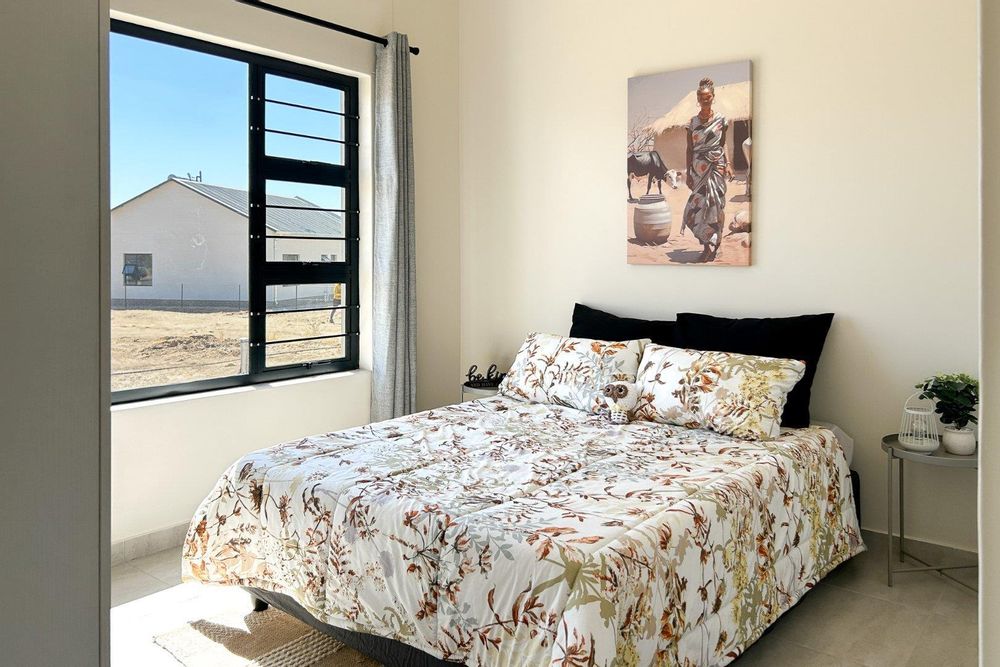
[{"x1": 627, "y1": 60, "x2": 752, "y2": 266}]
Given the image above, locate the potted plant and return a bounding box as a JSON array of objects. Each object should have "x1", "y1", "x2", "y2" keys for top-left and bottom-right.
[{"x1": 916, "y1": 373, "x2": 979, "y2": 455}]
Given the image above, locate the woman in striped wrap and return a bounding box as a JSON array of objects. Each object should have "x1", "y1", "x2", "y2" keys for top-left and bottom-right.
[{"x1": 683, "y1": 77, "x2": 733, "y2": 262}]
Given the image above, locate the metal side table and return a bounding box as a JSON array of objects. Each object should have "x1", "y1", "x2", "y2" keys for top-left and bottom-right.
[{"x1": 882, "y1": 434, "x2": 977, "y2": 589}]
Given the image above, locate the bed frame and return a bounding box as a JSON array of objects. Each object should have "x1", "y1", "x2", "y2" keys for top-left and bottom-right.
[
  {"x1": 245, "y1": 586, "x2": 458, "y2": 666},
  {"x1": 245, "y1": 470, "x2": 862, "y2": 666},
  {"x1": 850, "y1": 469, "x2": 861, "y2": 522}
]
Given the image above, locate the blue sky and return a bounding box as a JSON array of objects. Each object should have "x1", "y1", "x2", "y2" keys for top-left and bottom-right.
[
  {"x1": 111, "y1": 33, "x2": 345, "y2": 209},
  {"x1": 111, "y1": 33, "x2": 248, "y2": 206}
]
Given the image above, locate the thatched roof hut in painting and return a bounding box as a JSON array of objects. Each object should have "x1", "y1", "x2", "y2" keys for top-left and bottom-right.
[{"x1": 646, "y1": 80, "x2": 752, "y2": 173}]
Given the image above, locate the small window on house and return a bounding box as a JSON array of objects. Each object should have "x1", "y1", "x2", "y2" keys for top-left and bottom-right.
[
  {"x1": 281, "y1": 253, "x2": 300, "y2": 262},
  {"x1": 122, "y1": 253, "x2": 153, "y2": 286}
]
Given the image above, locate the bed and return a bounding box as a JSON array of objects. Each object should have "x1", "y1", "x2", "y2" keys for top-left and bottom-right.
[{"x1": 182, "y1": 395, "x2": 864, "y2": 666}]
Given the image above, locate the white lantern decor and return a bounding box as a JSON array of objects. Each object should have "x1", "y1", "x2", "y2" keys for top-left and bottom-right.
[{"x1": 898, "y1": 392, "x2": 939, "y2": 453}]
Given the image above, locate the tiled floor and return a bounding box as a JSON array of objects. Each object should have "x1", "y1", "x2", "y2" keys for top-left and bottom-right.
[{"x1": 112, "y1": 530, "x2": 977, "y2": 666}]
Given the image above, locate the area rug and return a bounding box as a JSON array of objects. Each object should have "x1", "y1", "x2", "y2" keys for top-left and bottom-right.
[{"x1": 154, "y1": 607, "x2": 380, "y2": 666}]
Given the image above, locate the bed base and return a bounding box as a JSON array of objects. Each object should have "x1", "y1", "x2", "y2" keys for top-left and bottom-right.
[
  {"x1": 245, "y1": 587, "x2": 459, "y2": 666},
  {"x1": 850, "y1": 469, "x2": 861, "y2": 523}
]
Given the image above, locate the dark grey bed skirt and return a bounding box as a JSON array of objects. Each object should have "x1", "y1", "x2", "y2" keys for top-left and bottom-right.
[{"x1": 244, "y1": 587, "x2": 461, "y2": 667}]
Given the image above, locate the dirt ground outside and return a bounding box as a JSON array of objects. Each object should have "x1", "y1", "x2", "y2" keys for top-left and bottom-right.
[
  {"x1": 626, "y1": 174, "x2": 751, "y2": 266},
  {"x1": 111, "y1": 309, "x2": 345, "y2": 392}
]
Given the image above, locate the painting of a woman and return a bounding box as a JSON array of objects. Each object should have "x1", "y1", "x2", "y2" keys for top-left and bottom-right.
[
  {"x1": 627, "y1": 61, "x2": 751, "y2": 266},
  {"x1": 683, "y1": 77, "x2": 732, "y2": 262}
]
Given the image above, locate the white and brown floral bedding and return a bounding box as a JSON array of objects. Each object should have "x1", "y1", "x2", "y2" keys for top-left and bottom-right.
[{"x1": 183, "y1": 396, "x2": 864, "y2": 666}]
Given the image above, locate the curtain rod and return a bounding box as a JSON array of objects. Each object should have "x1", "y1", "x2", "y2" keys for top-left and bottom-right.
[{"x1": 233, "y1": 0, "x2": 420, "y2": 55}]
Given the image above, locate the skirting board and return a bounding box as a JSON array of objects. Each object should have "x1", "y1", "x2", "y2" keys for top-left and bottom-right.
[{"x1": 112, "y1": 521, "x2": 189, "y2": 566}]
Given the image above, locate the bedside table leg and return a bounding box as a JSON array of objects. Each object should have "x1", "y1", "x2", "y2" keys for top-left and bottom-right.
[
  {"x1": 898, "y1": 458, "x2": 905, "y2": 563},
  {"x1": 887, "y1": 453, "x2": 893, "y2": 587}
]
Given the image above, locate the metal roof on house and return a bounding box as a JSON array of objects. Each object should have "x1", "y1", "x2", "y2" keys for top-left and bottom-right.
[
  {"x1": 112, "y1": 176, "x2": 344, "y2": 237},
  {"x1": 171, "y1": 177, "x2": 344, "y2": 236}
]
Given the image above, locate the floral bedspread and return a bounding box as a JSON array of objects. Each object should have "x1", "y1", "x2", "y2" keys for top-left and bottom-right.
[{"x1": 183, "y1": 396, "x2": 864, "y2": 666}]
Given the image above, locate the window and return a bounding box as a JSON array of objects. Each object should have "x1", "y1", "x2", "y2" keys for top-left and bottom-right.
[
  {"x1": 122, "y1": 253, "x2": 152, "y2": 286},
  {"x1": 110, "y1": 21, "x2": 360, "y2": 403}
]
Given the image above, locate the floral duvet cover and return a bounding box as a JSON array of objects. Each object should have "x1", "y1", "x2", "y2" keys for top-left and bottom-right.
[{"x1": 183, "y1": 396, "x2": 863, "y2": 666}]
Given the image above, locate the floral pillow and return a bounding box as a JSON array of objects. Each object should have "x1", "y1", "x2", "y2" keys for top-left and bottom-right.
[
  {"x1": 499, "y1": 332, "x2": 647, "y2": 413},
  {"x1": 632, "y1": 344, "x2": 806, "y2": 441}
]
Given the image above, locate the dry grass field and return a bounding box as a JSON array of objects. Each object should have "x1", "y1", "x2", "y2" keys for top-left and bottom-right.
[{"x1": 111, "y1": 309, "x2": 344, "y2": 392}]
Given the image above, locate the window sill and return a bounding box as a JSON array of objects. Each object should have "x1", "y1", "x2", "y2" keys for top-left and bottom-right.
[{"x1": 110, "y1": 368, "x2": 371, "y2": 413}]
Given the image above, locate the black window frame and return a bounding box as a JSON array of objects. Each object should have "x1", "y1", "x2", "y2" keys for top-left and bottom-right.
[{"x1": 111, "y1": 20, "x2": 360, "y2": 405}]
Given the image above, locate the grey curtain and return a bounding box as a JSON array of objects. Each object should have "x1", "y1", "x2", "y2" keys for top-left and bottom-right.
[{"x1": 372, "y1": 32, "x2": 416, "y2": 421}]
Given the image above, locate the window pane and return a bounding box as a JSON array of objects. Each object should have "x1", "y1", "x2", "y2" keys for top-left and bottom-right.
[
  {"x1": 266, "y1": 308, "x2": 346, "y2": 342},
  {"x1": 266, "y1": 181, "x2": 346, "y2": 244},
  {"x1": 266, "y1": 283, "x2": 345, "y2": 311},
  {"x1": 268, "y1": 238, "x2": 346, "y2": 262},
  {"x1": 267, "y1": 180, "x2": 344, "y2": 211},
  {"x1": 266, "y1": 73, "x2": 344, "y2": 113},
  {"x1": 265, "y1": 207, "x2": 345, "y2": 239},
  {"x1": 265, "y1": 101, "x2": 344, "y2": 164},
  {"x1": 266, "y1": 132, "x2": 344, "y2": 165},
  {"x1": 266, "y1": 337, "x2": 346, "y2": 368},
  {"x1": 110, "y1": 32, "x2": 249, "y2": 392},
  {"x1": 266, "y1": 102, "x2": 344, "y2": 140}
]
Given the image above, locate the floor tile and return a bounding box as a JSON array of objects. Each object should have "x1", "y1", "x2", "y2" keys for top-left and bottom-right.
[
  {"x1": 765, "y1": 583, "x2": 924, "y2": 664},
  {"x1": 735, "y1": 636, "x2": 840, "y2": 666},
  {"x1": 933, "y1": 579, "x2": 978, "y2": 622},
  {"x1": 823, "y1": 534, "x2": 959, "y2": 610},
  {"x1": 904, "y1": 612, "x2": 978, "y2": 666},
  {"x1": 131, "y1": 546, "x2": 183, "y2": 585},
  {"x1": 111, "y1": 562, "x2": 171, "y2": 607},
  {"x1": 837, "y1": 594, "x2": 933, "y2": 667}
]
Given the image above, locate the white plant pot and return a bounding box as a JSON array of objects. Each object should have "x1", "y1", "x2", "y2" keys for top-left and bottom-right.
[{"x1": 941, "y1": 427, "x2": 977, "y2": 456}]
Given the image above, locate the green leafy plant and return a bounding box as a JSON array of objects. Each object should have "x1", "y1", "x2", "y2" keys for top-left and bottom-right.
[{"x1": 916, "y1": 373, "x2": 980, "y2": 429}]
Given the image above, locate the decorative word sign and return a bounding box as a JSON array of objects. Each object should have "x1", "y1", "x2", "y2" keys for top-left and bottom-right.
[{"x1": 465, "y1": 364, "x2": 505, "y2": 388}]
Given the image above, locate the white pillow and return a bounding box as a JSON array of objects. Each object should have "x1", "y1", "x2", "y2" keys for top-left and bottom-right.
[
  {"x1": 633, "y1": 344, "x2": 805, "y2": 441},
  {"x1": 499, "y1": 332, "x2": 647, "y2": 413}
]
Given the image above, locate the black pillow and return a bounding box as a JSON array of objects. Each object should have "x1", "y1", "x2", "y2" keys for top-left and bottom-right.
[
  {"x1": 673, "y1": 312, "x2": 834, "y2": 428},
  {"x1": 569, "y1": 303, "x2": 675, "y2": 346}
]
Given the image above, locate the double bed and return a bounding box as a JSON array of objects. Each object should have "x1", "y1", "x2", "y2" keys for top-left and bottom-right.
[{"x1": 182, "y1": 394, "x2": 863, "y2": 666}]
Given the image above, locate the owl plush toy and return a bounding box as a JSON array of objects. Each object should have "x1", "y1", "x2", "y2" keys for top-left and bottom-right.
[{"x1": 602, "y1": 381, "x2": 639, "y2": 424}]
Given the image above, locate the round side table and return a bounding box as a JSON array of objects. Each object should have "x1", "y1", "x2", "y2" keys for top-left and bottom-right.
[{"x1": 881, "y1": 433, "x2": 977, "y2": 589}]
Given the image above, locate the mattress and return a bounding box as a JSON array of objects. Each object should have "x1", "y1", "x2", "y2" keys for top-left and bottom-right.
[
  {"x1": 784, "y1": 421, "x2": 854, "y2": 467},
  {"x1": 183, "y1": 396, "x2": 863, "y2": 666}
]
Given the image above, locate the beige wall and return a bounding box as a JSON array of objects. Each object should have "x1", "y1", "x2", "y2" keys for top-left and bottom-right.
[
  {"x1": 112, "y1": 372, "x2": 370, "y2": 543},
  {"x1": 458, "y1": 0, "x2": 980, "y2": 550},
  {"x1": 0, "y1": 1, "x2": 107, "y2": 664},
  {"x1": 980, "y1": 0, "x2": 997, "y2": 658}
]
